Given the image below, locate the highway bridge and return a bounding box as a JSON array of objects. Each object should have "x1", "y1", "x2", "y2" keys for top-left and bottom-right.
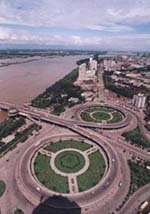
[
  {"x1": 0, "y1": 101, "x2": 133, "y2": 130},
  {"x1": 0, "y1": 100, "x2": 150, "y2": 214}
]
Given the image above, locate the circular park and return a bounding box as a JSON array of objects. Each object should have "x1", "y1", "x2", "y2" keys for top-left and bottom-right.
[
  {"x1": 54, "y1": 150, "x2": 86, "y2": 174},
  {"x1": 80, "y1": 106, "x2": 124, "y2": 123},
  {"x1": 32, "y1": 139, "x2": 107, "y2": 194}
]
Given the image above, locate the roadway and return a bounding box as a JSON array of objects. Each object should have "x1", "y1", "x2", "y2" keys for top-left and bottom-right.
[{"x1": 0, "y1": 100, "x2": 150, "y2": 214}]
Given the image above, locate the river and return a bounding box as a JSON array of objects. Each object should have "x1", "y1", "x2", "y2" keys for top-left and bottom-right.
[{"x1": 0, "y1": 55, "x2": 87, "y2": 122}]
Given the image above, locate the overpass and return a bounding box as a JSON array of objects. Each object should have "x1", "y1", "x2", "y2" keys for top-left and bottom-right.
[
  {"x1": 0, "y1": 101, "x2": 132, "y2": 130},
  {"x1": 0, "y1": 101, "x2": 16, "y2": 111}
]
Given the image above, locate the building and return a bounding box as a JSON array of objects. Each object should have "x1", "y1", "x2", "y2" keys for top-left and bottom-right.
[
  {"x1": 77, "y1": 59, "x2": 96, "y2": 84},
  {"x1": 138, "y1": 201, "x2": 150, "y2": 214},
  {"x1": 68, "y1": 97, "x2": 79, "y2": 103},
  {"x1": 89, "y1": 57, "x2": 98, "y2": 72},
  {"x1": 78, "y1": 63, "x2": 87, "y2": 82},
  {"x1": 8, "y1": 107, "x2": 19, "y2": 117},
  {"x1": 132, "y1": 93, "x2": 147, "y2": 109}
]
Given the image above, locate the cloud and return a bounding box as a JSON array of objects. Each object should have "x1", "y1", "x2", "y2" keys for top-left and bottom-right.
[
  {"x1": 0, "y1": 0, "x2": 150, "y2": 29},
  {"x1": 0, "y1": 26, "x2": 149, "y2": 50},
  {"x1": 0, "y1": 0, "x2": 150, "y2": 50},
  {"x1": 87, "y1": 24, "x2": 133, "y2": 32}
]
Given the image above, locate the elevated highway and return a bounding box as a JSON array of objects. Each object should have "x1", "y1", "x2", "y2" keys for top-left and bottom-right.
[
  {"x1": 0, "y1": 101, "x2": 16, "y2": 111},
  {"x1": 0, "y1": 100, "x2": 150, "y2": 213},
  {"x1": 0, "y1": 101, "x2": 132, "y2": 130}
]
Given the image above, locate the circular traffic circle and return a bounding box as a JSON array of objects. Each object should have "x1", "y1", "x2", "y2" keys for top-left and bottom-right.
[
  {"x1": 32, "y1": 139, "x2": 107, "y2": 194},
  {"x1": 80, "y1": 106, "x2": 124, "y2": 123}
]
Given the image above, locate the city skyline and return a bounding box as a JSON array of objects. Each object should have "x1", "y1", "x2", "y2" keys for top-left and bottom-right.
[{"x1": 0, "y1": 0, "x2": 150, "y2": 51}]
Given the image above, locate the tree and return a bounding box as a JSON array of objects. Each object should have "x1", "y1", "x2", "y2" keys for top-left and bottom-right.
[{"x1": 14, "y1": 208, "x2": 24, "y2": 214}]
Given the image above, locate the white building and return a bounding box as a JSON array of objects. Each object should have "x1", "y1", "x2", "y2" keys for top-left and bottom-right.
[
  {"x1": 132, "y1": 93, "x2": 146, "y2": 109},
  {"x1": 78, "y1": 63, "x2": 87, "y2": 82},
  {"x1": 77, "y1": 59, "x2": 96, "y2": 83},
  {"x1": 103, "y1": 59, "x2": 121, "y2": 71},
  {"x1": 89, "y1": 58, "x2": 97, "y2": 72},
  {"x1": 68, "y1": 97, "x2": 79, "y2": 103}
]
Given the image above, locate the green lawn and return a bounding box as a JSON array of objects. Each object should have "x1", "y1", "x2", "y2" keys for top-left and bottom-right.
[
  {"x1": 81, "y1": 107, "x2": 123, "y2": 123},
  {"x1": 81, "y1": 111, "x2": 93, "y2": 122},
  {"x1": 108, "y1": 111, "x2": 123, "y2": 123},
  {"x1": 92, "y1": 111, "x2": 111, "y2": 121},
  {"x1": 122, "y1": 127, "x2": 150, "y2": 148},
  {"x1": 55, "y1": 151, "x2": 85, "y2": 173},
  {"x1": 129, "y1": 160, "x2": 150, "y2": 192},
  {"x1": 45, "y1": 140, "x2": 92, "y2": 152},
  {"x1": 86, "y1": 107, "x2": 113, "y2": 113},
  {"x1": 34, "y1": 153, "x2": 68, "y2": 193},
  {"x1": 0, "y1": 180, "x2": 6, "y2": 197},
  {"x1": 77, "y1": 151, "x2": 106, "y2": 192}
]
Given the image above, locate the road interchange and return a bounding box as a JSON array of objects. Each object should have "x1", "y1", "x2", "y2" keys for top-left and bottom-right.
[{"x1": 0, "y1": 101, "x2": 150, "y2": 213}]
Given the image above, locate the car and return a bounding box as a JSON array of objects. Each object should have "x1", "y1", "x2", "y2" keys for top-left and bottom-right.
[
  {"x1": 36, "y1": 187, "x2": 41, "y2": 191},
  {"x1": 112, "y1": 158, "x2": 115, "y2": 163},
  {"x1": 119, "y1": 181, "x2": 123, "y2": 187}
]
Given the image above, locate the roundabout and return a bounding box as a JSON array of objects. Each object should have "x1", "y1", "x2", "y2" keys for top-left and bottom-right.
[
  {"x1": 32, "y1": 139, "x2": 106, "y2": 193},
  {"x1": 15, "y1": 132, "x2": 124, "y2": 209},
  {"x1": 80, "y1": 106, "x2": 124, "y2": 123},
  {"x1": 13, "y1": 102, "x2": 139, "y2": 212}
]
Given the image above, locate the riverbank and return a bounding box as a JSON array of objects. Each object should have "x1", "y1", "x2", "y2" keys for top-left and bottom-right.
[
  {"x1": 32, "y1": 68, "x2": 84, "y2": 115},
  {"x1": 0, "y1": 55, "x2": 88, "y2": 105}
]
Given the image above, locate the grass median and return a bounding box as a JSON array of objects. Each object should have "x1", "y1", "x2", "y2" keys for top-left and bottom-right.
[
  {"x1": 45, "y1": 139, "x2": 92, "y2": 153},
  {"x1": 34, "y1": 153, "x2": 68, "y2": 193},
  {"x1": 77, "y1": 151, "x2": 106, "y2": 192}
]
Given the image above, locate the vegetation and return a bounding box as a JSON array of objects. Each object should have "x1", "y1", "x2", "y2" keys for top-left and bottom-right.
[
  {"x1": 81, "y1": 107, "x2": 123, "y2": 123},
  {"x1": 145, "y1": 96, "x2": 150, "y2": 122},
  {"x1": 92, "y1": 111, "x2": 111, "y2": 121},
  {"x1": 103, "y1": 72, "x2": 149, "y2": 98},
  {"x1": 128, "y1": 160, "x2": 150, "y2": 193},
  {"x1": 0, "y1": 141, "x2": 5, "y2": 149},
  {"x1": 55, "y1": 151, "x2": 85, "y2": 173},
  {"x1": 122, "y1": 127, "x2": 150, "y2": 148},
  {"x1": 76, "y1": 58, "x2": 89, "y2": 65},
  {"x1": 14, "y1": 208, "x2": 24, "y2": 214},
  {"x1": 103, "y1": 73, "x2": 134, "y2": 98},
  {"x1": 81, "y1": 111, "x2": 93, "y2": 122},
  {"x1": 77, "y1": 151, "x2": 106, "y2": 191},
  {"x1": 15, "y1": 123, "x2": 40, "y2": 143},
  {"x1": 45, "y1": 140, "x2": 92, "y2": 152},
  {"x1": 34, "y1": 153, "x2": 68, "y2": 193},
  {"x1": 32, "y1": 68, "x2": 84, "y2": 115},
  {"x1": 0, "y1": 123, "x2": 40, "y2": 156},
  {"x1": 0, "y1": 180, "x2": 6, "y2": 197},
  {"x1": 0, "y1": 117, "x2": 25, "y2": 140},
  {"x1": 86, "y1": 107, "x2": 113, "y2": 113},
  {"x1": 107, "y1": 111, "x2": 123, "y2": 123}
]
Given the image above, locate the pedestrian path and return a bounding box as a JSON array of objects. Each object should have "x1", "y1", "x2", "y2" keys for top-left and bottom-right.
[
  {"x1": 68, "y1": 175, "x2": 79, "y2": 193},
  {"x1": 39, "y1": 148, "x2": 54, "y2": 157},
  {"x1": 85, "y1": 146, "x2": 98, "y2": 155}
]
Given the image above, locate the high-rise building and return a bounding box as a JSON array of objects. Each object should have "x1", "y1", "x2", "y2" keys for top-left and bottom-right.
[
  {"x1": 89, "y1": 58, "x2": 97, "y2": 72},
  {"x1": 77, "y1": 58, "x2": 97, "y2": 84},
  {"x1": 132, "y1": 93, "x2": 146, "y2": 109},
  {"x1": 78, "y1": 63, "x2": 87, "y2": 82}
]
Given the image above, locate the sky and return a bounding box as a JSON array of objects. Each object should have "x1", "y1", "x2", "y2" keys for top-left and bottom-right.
[{"x1": 0, "y1": 0, "x2": 150, "y2": 51}]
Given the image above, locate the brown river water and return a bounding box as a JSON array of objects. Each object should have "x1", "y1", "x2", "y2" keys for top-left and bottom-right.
[{"x1": 0, "y1": 55, "x2": 86, "y2": 122}]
